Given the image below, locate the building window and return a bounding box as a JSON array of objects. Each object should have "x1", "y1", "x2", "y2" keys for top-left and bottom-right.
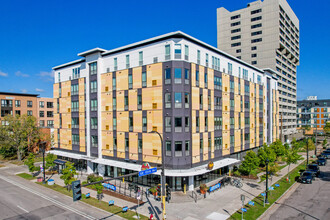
[
  {"x1": 113, "y1": 97, "x2": 116, "y2": 110},
  {"x1": 129, "y1": 117, "x2": 133, "y2": 131},
  {"x1": 71, "y1": 84, "x2": 78, "y2": 95},
  {"x1": 174, "y1": 44, "x2": 181, "y2": 59},
  {"x1": 91, "y1": 136, "x2": 98, "y2": 147},
  {"x1": 174, "y1": 117, "x2": 182, "y2": 132},
  {"x1": 39, "y1": 101, "x2": 44, "y2": 108},
  {"x1": 27, "y1": 101, "x2": 33, "y2": 108},
  {"x1": 214, "y1": 76, "x2": 222, "y2": 90},
  {"x1": 142, "y1": 116, "x2": 147, "y2": 132},
  {"x1": 47, "y1": 102, "x2": 53, "y2": 108},
  {"x1": 90, "y1": 81, "x2": 97, "y2": 93},
  {"x1": 39, "y1": 111, "x2": 44, "y2": 117},
  {"x1": 137, "y1": 95, "x2": 142, "y2": 109},
  {"x1": 47, "y1": 120, "x2": 54, "y2": 128},
  {"x1": 184, "y1": 69, "x2": 189, "y2": 84},
  {"x1": 175, "y1": 93, "x2": 182, "y2": 108},
  {"x1": 231, "y1": 42, "x2": 241, "y2": 47},
  {"x1": 113, "y1": 137, "x2": 117, "y2": 150},
  {"x1": 47, "y1": 111, "x2": 53, "y2": 117},
  {"x1": 72, "y1": 67, "x2": 80, "y2": 79},
  {"x1": 251, "y1": 31, "x2": 262, "y2": 36},
  {"x1": 91, "y1": 118, "x2": 97, "y2": 129},
  {"x1": 15, "y1": 110, "x2": 21, "y2": 116},
  {"x1": 185, "y1": 141, "x2": 190, "y2": 156},
  {"x1": 112, "y1": 77, "x2": 116, "y2": 90},
  {"x1": 236, "y1": 49, "x2": 241, "y2": 53},
  {"x1": 200, "y1": 138, "x2": 203, "y2": 153},
  {"x1": 39, "y1": 120, "x2": 44, "y2": 127},
  {"x1": 251, "y1": 46, "x2": 257, "y2": 50},
  {"x1": 184, "y1": 45, "x2": 189, "y2": 60},
  {"x1": 166, "y1": 141, "x2": 171, "y2": 156},
  {"x1": 126, "y1": 55, "x2": 130, "y2": 68},
  {"x1": 251, "y1": 16, "x2": 262, "y2": 22},
  {"x1": 165, "y1": 44, "x2": 171, "y2": 60},
  {"x1": 251, "y1": 23, "x2": 262, "y2": 29},
  {"x1": 138, "y1": 138, "x2": 143, "y2": 153},
  {"x1": 165, "y1": 68, "x2": 171, "y2": 84},
  {"x1": 184, "y1": 93, "x2": 190, "y2": 108},
  {"x1": 1, "y1": 110, "x2": 12, "y2": 117},
  {"x1": 231, "y1": 35, "x2": 241, "y2": 40},
  {"x1": 165, "y1": 117, "x2": 171, "y2": 132},
  {"x1": 196, "y1": 116, "x2": 200, "y2": 129},
  {"x1": 231, "y1": 28, "x2": 241, "y2": 33},
  {"x1": 231, "y1": 14, "x2": 240, "y2": 20},
  {"x1": 196, "y1": 70, "x2": 199, "y2": 86},
  {"x1": 252, "y1": 61, "x2": 257, "y2": 65},
  {"x1": 114, "y1": 58, "x2": 118, "y2": 71},
  {"x1": 175, "y1": 141, "x2": 183, "y2": 157},
  {"x1": 228, "y1": 63, "x2": 233, "y2": 74},
  {"x1": 15, "y1": 100, "x2": 21, "y2": 107},
  {"x1": 165, "y1": 93, "x2": 171, "y2": 108},
  {"x1": 124, "y1": 95, "x2": 129, "y2": 110},
  {"x1": 231, "y1": 21, "x2": 240, "y2": 27},
  {"x1": 174, "y1": 68, "x2": 182, "y2": 84},
  {"x1": 215, "y1": 117, "x2": 222, "y2": 130},
  {"x1": 142, "y1": 71, "x2": 147, "y2": 87},
  {"x1": 197, "y1": 50, "x2": 201, "y2": 64},
  {"x1": 128, "y1": 74, "x2": 133, "y2": 89},
  {"x1": 185, "y1": 117, "x2": 189, "y2": 132},
  {"x1": 89, "y1": 62, "x2": 97, "y2": 75},
  {"x1": 251, "y1": 9, "x2": 262, "y2": 14},
  {"x1": 72, "y1": 118, "x2": 79, "y2": 128},
  {"x1": 91, "y1": 99, "x2": 97, "y2": 111},
  {"x1": 72, "y1": 134, "x2": 79, "y2": 145},
  {"x1": 125, "y1": 138, "x2": 129, "y2": 151},
  {"x1": 58, "y1": 72, "x2": 61, "y2": 82},
  {"x1": 139, "y1": 51, "x2": 143, "y2": 66},
  {"x1": 71, "y1": 101, "x2": 79, "y2": 112},
  {"x1": 251, "y1": 54, "x2": 257, "y2": 58},
  {"x1": 206, "y1": 53, "x2": 209, "y2": 67}
]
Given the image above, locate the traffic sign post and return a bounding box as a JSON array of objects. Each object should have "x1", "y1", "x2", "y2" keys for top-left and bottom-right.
[{"x1": 138, "y1": 167, "x2": 157, "y2": 177}]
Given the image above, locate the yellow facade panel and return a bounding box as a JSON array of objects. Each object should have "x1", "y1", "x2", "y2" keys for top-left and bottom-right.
[
  {"x1": 133, "y1": 67, "x2": 142, "y2": 89},
  {"x1": 117, "y1": 111, "x2": 128, "y2": 132},
  {"x1": 101, "y1": 72, "x2": 112, "y2": 92},
  {"x1": 129, "y1": 90, "x2": 138, "y2": 111},
  {"x1": 117, "y1": 69, "x2": 129, "y2": 91},
  {"x1": 129, "y1": 133, "x2": 138, "y2": 161},
  {"x1": 192, "y1": 133, "x2": 200, "y2": 164}
]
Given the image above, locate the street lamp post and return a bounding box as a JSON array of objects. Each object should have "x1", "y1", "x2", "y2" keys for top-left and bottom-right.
[
  {"x1": 306, "y1": 138, "x2": 309, "y2": 169},
  {"x1": 265, "y1": 158, "x2": 269, "y2": 204},
  {"x1": 149, "y1": 130, "x2": 166, "y2": 219},
  {"x1": 39, "y1": 141, "x2": 47, "y2": 184},
  {"x1": 315, "y1": 124, "x2": 318, "y2": 156}
]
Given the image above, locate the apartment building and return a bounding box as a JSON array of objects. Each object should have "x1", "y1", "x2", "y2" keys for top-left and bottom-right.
[
  {"x1": 217, "y1": 0, "x2": 299, "y2": 141},
  {"x1": 0, "y1": 92, "x2": 54, "y2": 128},
  {"x1": 51, "y1": 31, "x2": 279, "y2": 191},
  {"x1": 297, "y1": 98, "x2": 330, "y2": 132}
]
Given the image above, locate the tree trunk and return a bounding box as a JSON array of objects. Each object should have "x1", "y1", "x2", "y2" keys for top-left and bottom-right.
[
  {"x1": 17, "y1": 150, "x2": 22, "y2": 161},
  {"x1": 288, "y1": 164, "x2": 291, "y2": 183}
]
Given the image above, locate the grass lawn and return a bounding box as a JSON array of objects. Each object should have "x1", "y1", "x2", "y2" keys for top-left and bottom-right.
[
  {"x1": 230, "y1": 162, "x2": 306, "y2": 220},
  {"x1": 37, "y1": 183, "x2": 148, "y2": 220},
  {"x1": 16, "y1": 173, "x2": 36, "y2": 180}
]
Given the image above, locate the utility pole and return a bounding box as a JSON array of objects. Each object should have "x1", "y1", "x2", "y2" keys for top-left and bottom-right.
[
  {"x1": 315, "y1": 122, "x2": 318, "y2": 156},
  {"x1": 265, "y1": 158, "x2": 269, "y2": 204},
  {"x1": 280, "y1": 113, "x2": 283, "y2": 142},
  {"x1": 150, "y1": 130, "x2": 166, "y2": 219}
]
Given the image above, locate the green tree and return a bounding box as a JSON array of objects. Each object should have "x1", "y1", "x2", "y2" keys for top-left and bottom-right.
[
  {"x1": 284, "y1": 143, "x2": 301, "y2": 182},
  {"x1": 239, "y1": 150, "x2": 260, "y2": 176},
  {"x1": 60, "y1": 162, "x2": 77, "y2": 190},
  {"x1": 258, "y1": 144, "x2": 276, "y2": 167},
  {"x1": 0, "y1": 115, "x2": 41, "y2": 160},
  {"x1": 270, "y1": 140, "x2": 287, "y2": 159},
  {"x1": 324, "y1": 122, "x2": 330, "y2": 136},
  {"x1": 94, "y1": 176, "x2": 104, "y2": 201},
  {"x1": 322, "y1": 139, "x2": 327, "y2": 148},
  {"x1": 302, "y1": 125, "x2": 311, "y2": 136},
  {"x1": 306, "y1": 138, "x2": 315, "y2": 151},
  {"x1": 24, "y1": 153, "x2": 36, "y2": 172},
  {"x1": 45, "y1": 153, "x2": 57, "y2": 169}
]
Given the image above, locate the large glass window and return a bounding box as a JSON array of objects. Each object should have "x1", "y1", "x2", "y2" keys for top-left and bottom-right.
[
  {"x1": 165, "y1": 68, "x2": 171, "y2": 84},
  {"x1": 90, "y1": 100, "x2": 97, "y2": 111},
  {"x1": 71, "y1": 84, "x2": 79, "y2": 95},
  {"x1": 47, "y1": 111, "x2": 53, "y2": 117},
  {"x1": 72, "y1": 118, "x2": 79, "y2": 128},
  {"x1": 112, "y1": 77, "x2": 116, "y2": 90},
  {"x1": 91, "y1": 117, "x2": 98, "y2": 129},
  {"x1": 175, "y1": 93, "x2": 182, "y2": 108},
  {"x1": 138, "y1": 138, "x2": 142, "y2": 153},
  {"x1": 165, "y1": 117, "x2": 171, "y2": 132},
  {"x1": 184, "y1": 45, "x2": 189, "y2": 60},
  {"x1": 89, "y1": 62, "x2": 97, "y2": 75},
  {"x1": 139, "y1": 51, "x2": 143, "y2": 66},
  {"x1": 71, "y1": 101, "x2": 79, "y2": 112},
  {"x1": 72, "y1": 134, "x2": 80, "y2": 145},
  {"x1": 90, "y1": 81, "x2": 97, "y2": 93},
  {"x1": 39, "y1": 111, "x2": 44, "y2": 117},
  {"x1": 228, "y1": 63, "x2": 233, "y2": 74},
  {"x1": 91, "y1": 136, "x2": 98, "y2": 147},
  {"x1": 197, "y1": 50, "x2": 200, "y2": 64},
  {"x1": 128, "y1": 75, "x2": 133, "y2": 89},
  {"x1": 184, "y1": 69, "x2": 189, "y2": 84},
  {"x1": 175, "y1": 141, "x2": 182, "y2": 157},
  {"x1": 142, "y1": 71, "x2": 147, "y2": 87},
  {"x1": 27, "y1": 101, "x2": 32, "y2": 108},
  {"x1": 15, "y1": 100, "x2": 21, "y2": 107},
  {"x1": 39, "y1": 101, "x2": 44, "y2": 108},
  {"x1": 142, "y1": 117, "x2": 147, "y2": 132},
  {"x1": 114, "y1": 58, "x2": 118, "y2": 71},
  {"x1": 113, "y1": 97, "x2": 116, "y2": 110},
  {"x1": 185, "y1": 141, "x2": 190, "y2": 156},
  {"x1": 126, "y1": 55, "x2": 130, "y2": 68},
  {"x1": 174, "y1": 68, "x2": 182, "y2": 84},
  {"x1": 165, "y1": 93, "x2": 171, "y2": 108},
  {"x1": 174, "y1": 44, "x2": 181, "y2": 59},
  {"x1": 166, "y1": 141, "x2": 171, "y2": 156},
  {"x1": 165, "y1": 45, "x2": 171, "y2": 60},
  {"x1": 184, "y1": 93, "x2": 190, "y2": 108},
  {"x1": 174, "y1": 117, "x2": 182, "y2": 132}
]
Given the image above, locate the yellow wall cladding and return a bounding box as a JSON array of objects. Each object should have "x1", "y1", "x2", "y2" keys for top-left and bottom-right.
[
  {"x1": 147, "y1": 110, "x2": 163, "y2": 133},
  {"x1": 191, "y1": 64, "x2": 196, "y2": 87},
  {"x1": 133, "y1": 111, "x2": 142, "y2": 133},
  {"x1": 142, "y1": 133, "x2": 162, "y2": 164},
  {"x1": 101, "y1": 112, "x2": 113, "y2": 131},
  {"x1": 59, "y1": 97, "x2": 71, "y2": 113},
  {"x1": 129, "y1": 89, "x2": 138, "y2": 111},
  {"x1": 207, "y1": 68, "x2": 214, "y2": 90},
  {"x1": 129, "y1": 133, "x2": 138, "y2": 161},
  {"x1": 54, "y1": 113, "x2": 60, "y2": 129},
  {"x1": 62, "y1": 113, "x2": 71, "y2": 129},
  {"x1": 61, "y1": 81, "x2": 71, "y2": 97},
  {"x1": 117, "y1": 132, "x2": 125, "y2": 159},
  {"x1": 60, "y1": 129, "x2": 72, "y2": 150},
  {"x1": 222, "y1": 130, "x2": 230, "y2": 156},
  {"x1": 192, "y1": 133, "x2": 200, "y2": 163},
  {"x1": 101, "y1": 92, "x2": 113, "y2": 112},
  {"x1": 117, "y1": 111, "x2": 128, "y2": 132},
  {"x1": 202, "y1": 132, "x2": 209, "y2": 161},
  {"x1": 117, "y1": 69, "x2": 128, "y2": 91},
  {"x1": 102, "y1": 131, "x2": 114, "y2": 157},
  {"x1": 53, "y1": 83, "x2": 59, "y2": 99},
  {"x1": 142, "y1": 87, "x2": 162, "y2": 110},
  {"x1": 79, "y1": 95, "x2": 85, "y2": 112},
  {"x1": 78, "y1": 78, "x2": 85, "y2": 95},
  {"x1": 191, "y1": 87, "x2": 199, "y2": 110},
  {"x1": 146, "y1": 63, "x2": 162, "y2": 87},
  {"x1": 133, "y1": 67, "x2": 142, "y2": 89},
  {"x1": 116, "y1": 91, "x2": 125, "y2": 111},
  {"x1": 199, "y1": 65, "x2": 205, "y2": 88},
  {"x1": 101, "y1": 72, "x2": 112, "y2": 92}
]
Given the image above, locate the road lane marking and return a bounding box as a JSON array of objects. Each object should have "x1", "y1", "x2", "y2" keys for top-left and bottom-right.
[
  {"x1": 0, "y1": 174, "x2": 96, "y2": 220},
  {"x1": 17, "y1": 205, "x2": 28, "y2": 213}
]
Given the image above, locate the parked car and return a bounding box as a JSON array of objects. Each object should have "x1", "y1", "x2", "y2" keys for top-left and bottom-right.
[
  {"x1": 307, "y1": 164, "x2": 320, "y2": 177},
  {"x1": 317, "y1": 157, "x2": 327, "y2": 166},
  {"x1": 299, "y1": 171, "x2": 314, "y2": 184},
  {"x1": 321, "y1": 151, "x2": 330, "y2": 159}
]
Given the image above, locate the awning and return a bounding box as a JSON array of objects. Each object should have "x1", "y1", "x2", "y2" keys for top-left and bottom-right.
[
  {"x1": 49, "y1": 150, "x2": 84, "y2": 160},
  {"x1": 54, "y1": 159, "x2": 67, "y2": 165}
]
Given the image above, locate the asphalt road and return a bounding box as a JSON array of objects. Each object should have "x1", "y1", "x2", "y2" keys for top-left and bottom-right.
[
  {"x1": 268, "y1": 160, "x2": 330, "y2": 220},
  {"x1": 0, "y1": 170, "x2": 122, "y2": 220}
]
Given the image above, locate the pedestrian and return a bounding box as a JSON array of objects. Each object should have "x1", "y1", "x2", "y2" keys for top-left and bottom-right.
[{"x1": 149, "y1": 213, "x2": 154, "y2": 220}]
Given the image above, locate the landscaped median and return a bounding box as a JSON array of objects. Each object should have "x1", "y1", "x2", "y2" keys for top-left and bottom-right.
[
  {"x1": 229, "y1": 162, "x2": 306, "y2": 220},
  {"x1": 16, "y1": 173, "x2": 148, "y2": 220}
]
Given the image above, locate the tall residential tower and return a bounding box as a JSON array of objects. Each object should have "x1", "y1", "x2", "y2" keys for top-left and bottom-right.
[{"x1": 217, "y1": 0, "x2": 299, "y2": 141}]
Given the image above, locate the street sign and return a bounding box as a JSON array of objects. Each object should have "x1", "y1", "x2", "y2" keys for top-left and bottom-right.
[
  {"x1": 102, "y1": 183, "x2": 116, "y2": 191},
  {"x1": 139, "y1": 167, "x2": 157, "y2": 177}
]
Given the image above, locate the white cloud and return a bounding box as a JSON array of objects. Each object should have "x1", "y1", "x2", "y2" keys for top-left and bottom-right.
[
  {"x1": 0, "y1": 70, "x2": 8, "y2": 77},
  {"x1": 15, "y1": 71, "x2": 30, "y2": 77},
  {"x1": 35, "y1": 88, "x2": 44, "y2": 92},
  {"x1": 38, "y1": 71, "x2": 54, "y2": 82},
  {"x1": 21, "y1": 89, "x2": 28, "y2": 93}
]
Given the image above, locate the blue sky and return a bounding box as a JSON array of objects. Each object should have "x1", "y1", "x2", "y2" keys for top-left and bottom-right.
[{"x1": 0, "y1": 0, "x2": 329, "y2": 100}]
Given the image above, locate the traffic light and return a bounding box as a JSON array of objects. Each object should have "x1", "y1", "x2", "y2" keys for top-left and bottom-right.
[
  {"x1": 166, "y1": 184, "x2": 171, "y2": 202},
  {"x1": 157, "y1": 184, "x2": 161, "y2": 198},
  {"x1": 72, "y1": 180, "x2": 82, "y2": 202}
]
